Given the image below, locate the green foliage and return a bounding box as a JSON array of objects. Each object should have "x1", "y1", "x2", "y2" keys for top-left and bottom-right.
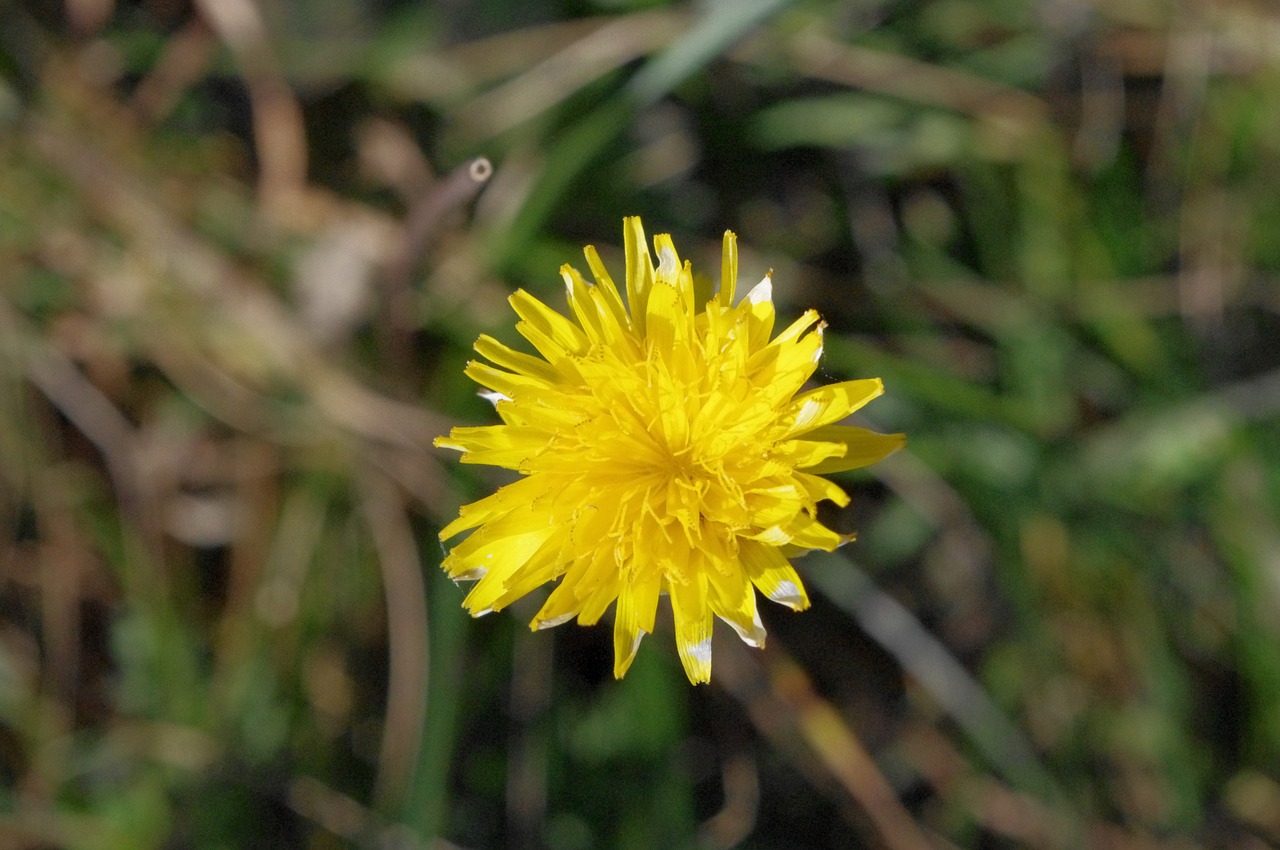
[{"x1": 3, "y1": 0, "x2": 1280, "y2": 847}]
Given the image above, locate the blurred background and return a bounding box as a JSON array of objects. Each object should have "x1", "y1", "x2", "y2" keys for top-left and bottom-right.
[{"x1": 3, "y1": 0, "x2": 1280, "y2": 848}]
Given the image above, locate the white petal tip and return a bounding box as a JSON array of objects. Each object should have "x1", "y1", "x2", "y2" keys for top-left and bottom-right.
[
  {"x1": 657, "y1": 245, "x2": 678, "y2": 276},
  {"x1": 686, "y1": 637, "x2": 713, "y2": 665},
  {"x1": 746, "y1": 277, "x2": 773, "y2": 305},
  {"x1": 768, "y1": 580, "x2": 804, "y2": 608},
  {"x1": 616, "y1": 629, "x2": 647, "y2": 674},
  {"x1": 478, "y1": 390, "x2": 510, "y2": 406},
  {"x1": 724, "y1": 614, "x2": 767, "y2": 648},
  {"x1": 534, "y1": 612, "x2": 576, "y2": 630}
]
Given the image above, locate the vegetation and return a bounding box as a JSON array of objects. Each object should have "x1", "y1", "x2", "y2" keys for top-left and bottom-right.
[{"x1": 3, "y1": 1, "x2": 1280, "y2": 847}]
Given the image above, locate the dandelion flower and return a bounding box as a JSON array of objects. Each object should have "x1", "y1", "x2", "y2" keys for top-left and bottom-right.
[{"x1": 435, "y1": 217, "x2": 904, "y2": 684}]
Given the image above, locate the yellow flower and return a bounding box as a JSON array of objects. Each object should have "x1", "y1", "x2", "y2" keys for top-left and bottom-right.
[{"x1": 435, "y1": 217, "x2": 904, "y2": 684}]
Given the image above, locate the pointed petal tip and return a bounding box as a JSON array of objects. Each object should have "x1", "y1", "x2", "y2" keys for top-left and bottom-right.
[
  {"x1": 767, "y1": 579, "x2": 808, "y2": 610},
  {"x1": 678, "y1": 636, "x2": 713, "y2": 684},
  {"x1": 532, "y1": 611, "x2": 576, "y2": 631},
  {"x1": 724, "y1": 612, "x2": 767, "y2": 649},
  {"x1": 438, "y1": 516, "x2": 472, "y2": 541},
  {"x1": 612, "y1": 629, "x2": 647, "y2": 679},
  {"x1": 657, "y1": 244, "x2": 678, "y2": 276},
  {"x1": 746, "y1": 276, "x2": 773, "y2": 305}
]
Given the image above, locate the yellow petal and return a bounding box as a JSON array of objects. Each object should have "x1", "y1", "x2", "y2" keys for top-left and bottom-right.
[
  {"x1": 769, "y1": 309, "x2": 821, "y2": 348},
  {"x1": 561, "y1": 264, "x2": 605, "y2": 342},
  {"x1": 577, "y1": 578, "x2": 620, "y2": 626},
  {"x1": 745, "y1": 326, "x2": 823, "y2": 407},
  {"x1": 435, "y1": 424, "x2": 549, "y2": 469},
  {"x1": 740, "y1": 539, "x2": 810, "y2": 610},
  {"x1": 530, "y1": 578, "x2": 581, "y2": 630},
  {"x1": 644, "y1": 282, "x2": 683, "y2": 352},
  {"x1": 668, "y1": 571, "x2": 713, "y2": 684},
  {"x1": 623, "y1": 216, "x2": 654, "y2": 332},
  {"x1": 743, "y1": 484, "x2": 807, "y2": 529},
  {"x1": 473, "y1": 334, "x2": 558, "y2": 383},
  {"x1": 439, "y1": 475, "x2": 559, "y2": 540},
  {"x1": 445, "y1": 509, "x2": 554, "y2": 558},
  {"x1": 582, "y1": 244, "x2": 631, "y2": 330},
  {"x1": 461, "y1": 361, "x2": 550, "y2": 400},
  {"x1": 782, "y1": 514, "x2": 848, "y2": 552},
  {"x1": 445, "y1": 526, "x2": 555, "y2": 598},
  {"x1": 585, "y1": 284, "x2": 635, "y2": 351},
  {"x1": 612, "y1": 571, "x2": 661, "y2": 679},
  {"x1": 510, "y1": 289, "x2": 589, "y2": 363},
  {"x1": 794, "y1": 471, "x2": 851, "y2": 508},
  {"x1": 652, "y1": 233, "x2": 682, "y2": 287},
  {"x1": 740, "y1": 275, "x2": 776, "y2": 351},
  {"x1": 771, "y1": 439, "x2": 848, "y2": 469},
  {"x1": 707, "y1": 565, "x2": 766, "y2": 648},
  {"x1": 720, "y1": 229, "x2": 738, "y2": 305},
  {"x1": 466, "y1": 552, "x2": 561, "y2": 614},
  {"x1": 649, "y1": 233, "x2": 695, "y2": 316},
  {"x1": 788, "y1": 378, "x2": 884, "y2": 434},
  {"x1": 796, "y1": 427, "x2": 906, "y2": 474}
]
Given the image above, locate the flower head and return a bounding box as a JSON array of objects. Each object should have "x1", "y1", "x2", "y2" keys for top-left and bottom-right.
[{"x1": 435, "y1": 217, "x2": 904, "y2": 683}]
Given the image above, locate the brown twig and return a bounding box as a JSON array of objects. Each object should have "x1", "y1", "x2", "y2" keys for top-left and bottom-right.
[
  {"x1": 130, "y1": 17, "x2": 218, "y2": 125},
  {"x1": 63, "y1": 0, "x2": 114, "y2": 36},
  {"x1": 386, "y1": 157, "x2": 494, "y2": 296},
  {"x1": 381, "y1": 157, "x2": 492, "y2": 378},
  {"x1": 194, "y1": 0, "x2": 308, "y2": 212},
  {"x1": 804, "y1": 552, "x2": 1070, "y2": 842},
  {"x1": 358, "y1": 469, "x2": 430, "y2": 813},
  {"x1": 28, "y1": 116, "x2": 454, "y2": 451},
  {"x1": 0, "y1": 298, "x2": 166, "y2": 576},
  {"x1": 715, "y1": 638, "x2": 944, "y2": 850},
  {"x1": 696, "y1": 753, "x2": 760, "y2": 849},
  {"x1": 901, "y1": 724, "x2": 1073, "y2": 850}
]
